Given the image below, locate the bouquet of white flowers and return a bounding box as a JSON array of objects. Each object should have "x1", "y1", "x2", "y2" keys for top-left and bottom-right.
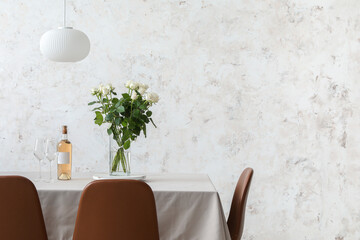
[{"x1": 89, "y1": 81, "x2": 159, "y2": 174}]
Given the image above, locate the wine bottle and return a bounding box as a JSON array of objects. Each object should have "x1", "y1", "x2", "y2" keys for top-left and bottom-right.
[{"x1": 57, "y1": 125, "x2": 72, "y2": 180}]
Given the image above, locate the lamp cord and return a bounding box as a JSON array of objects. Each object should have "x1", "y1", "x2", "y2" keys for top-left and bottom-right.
[{"x1": 63, "y1": 0, "x2": 66, "y2": 27}]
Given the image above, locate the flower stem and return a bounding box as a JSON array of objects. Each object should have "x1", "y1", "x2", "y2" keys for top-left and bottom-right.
[{"x1": 111, "y1": 147, "x2": 128, "y2": 174}]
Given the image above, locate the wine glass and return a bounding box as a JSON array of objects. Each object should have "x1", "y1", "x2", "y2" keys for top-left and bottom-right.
[
  {"x1": 45, "y1": 138, "x2": 57, "y2": 183},
  {"x1": 34, "y1": 138, "x2": 46, "y2": 182}
]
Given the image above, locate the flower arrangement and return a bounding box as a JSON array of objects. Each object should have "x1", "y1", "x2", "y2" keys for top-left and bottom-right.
[{"x1": 89, "y1": 81, "x2": 159, "y2": 174}]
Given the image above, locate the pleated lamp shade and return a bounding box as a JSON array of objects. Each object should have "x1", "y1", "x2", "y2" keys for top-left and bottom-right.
[{"x1": 40, "y1": 27, "x2": 90, "y2": 62}]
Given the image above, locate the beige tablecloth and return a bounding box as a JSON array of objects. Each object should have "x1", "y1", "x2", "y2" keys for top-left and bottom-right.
[{"x1": 3, "y1": 173, "x2": 231, "y2": 240}]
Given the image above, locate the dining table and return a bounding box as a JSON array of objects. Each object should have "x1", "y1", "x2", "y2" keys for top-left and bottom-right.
[{"x1": 0, "y1": 172, "x2": 231, "y2": 240}]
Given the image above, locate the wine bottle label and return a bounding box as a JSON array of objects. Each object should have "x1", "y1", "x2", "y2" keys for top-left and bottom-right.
[{"x1": 58, "y1": 152, "x2": 70, "y2": 164}]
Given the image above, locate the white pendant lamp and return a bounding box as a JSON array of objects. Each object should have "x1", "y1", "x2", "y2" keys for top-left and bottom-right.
[{"x1": 40, "y1": 0, "x2": 90, "y2": 62}]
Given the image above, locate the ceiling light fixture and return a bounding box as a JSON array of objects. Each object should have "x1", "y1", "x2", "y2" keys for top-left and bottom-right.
[{"x1": 40, "y1": 0, "x2": 90, "y2": 62}]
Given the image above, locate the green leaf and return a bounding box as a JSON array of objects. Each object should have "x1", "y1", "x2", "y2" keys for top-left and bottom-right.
[
  {"x1": 105, "y1": 113, "x2": 114, "y2": 121},
  {"x1": 113, "y1": 132, "x2": 119, "y2": 141},
  {"x1": 88, "y1": 101, "x2": 97, "y2": 105},
  {"x1": 117, "y1": 106, "x2": 125, "y2": 113},
  {"x1": 115, "y1": 101, "x2": 121, "y2": 108},
  {"x1": 133, "y1": 100, "x2": 140, "y2": 108},
  {"x1": 122, "y1": 93, "x2": 130, "y2": 99},
  {"x1": 107, "y1": 128, "x2": 113, "y2": 135},
  {"x1": 139, "y1": 104, "x2": 147, "y2": 110},
  {"x1": 123, "y1": 140, "x2": 131, "y2": 150},
  {"x1": 140, "y1": 114, "x2": 149, "y2": 123},
  {"x1": 146, "y1": 111, "x2": 152, "y2": 117},
  {"x1": 115, "y1": 117, "x2": 121, "y2": 126},
  {"x1": 150, "y1": 118, "x2": 157, "y2": 128},
  {"x1": 134, "y1": 117, "x2": 144, "y2": 125},
  {"x1": 95, "y1": 111, "x2": 103, "y2": 126},
  {"x1": 128, "y1": 119, "x2": 136, "y2": 129},
  {"x1": 122, "y1": 129, "x2": 131, "y2": 142},
  {"x1": 121, "y1": 119, "x2": 128, "y2": 127},
  {"x1": 133, "y1": 127, "x2": 141, "y2": 136},
  {"x1": 143, "y1": 124, "x2": 147, "y2": 137},
  {"x1": 133, "y1": 109, "x2": 140, "y2": 118}
]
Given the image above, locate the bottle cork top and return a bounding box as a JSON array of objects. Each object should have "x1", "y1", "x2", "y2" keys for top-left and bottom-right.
[{"x1": 62, "y1": 125, "x2": 68, "y2": 134}]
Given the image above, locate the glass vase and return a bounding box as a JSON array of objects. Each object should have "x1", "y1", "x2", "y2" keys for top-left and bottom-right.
[{"x1": 109, "y1": 135, "x2": 131, "y2": 176}]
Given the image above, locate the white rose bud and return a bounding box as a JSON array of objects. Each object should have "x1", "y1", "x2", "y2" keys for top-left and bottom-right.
[{"x1": 131, "y1": 91, "x2": 138, "y2": 100}]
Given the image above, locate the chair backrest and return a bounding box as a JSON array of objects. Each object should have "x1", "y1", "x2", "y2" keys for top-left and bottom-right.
[
  {"x1": 0, "y1": 176, "x2": 48, "y2": 240},
  {"x1": 227, "y1": 168, "x2": 254, "y2": 240},
  {"x1": 73, "y1": 179, "x2": 160, "y2": 240}
]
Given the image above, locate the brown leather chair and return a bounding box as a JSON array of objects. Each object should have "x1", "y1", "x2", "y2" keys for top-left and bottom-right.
[
  {"x1": 227, "y1": 168, "x2": 254, "y2": 240},
  {"x1": 0, "y1": 176, "x2": 48, "y2": 240},
  {"x1": 73, "y1": 179, "x2": 160, "y2": 240}
]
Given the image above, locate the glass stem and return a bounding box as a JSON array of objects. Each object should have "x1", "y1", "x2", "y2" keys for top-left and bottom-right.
[
  {"x1": 49, "y1": 161, "x2": 52, "y2": 181},
  {"x1": 39, "y1": 160, "x2": 42, "y2": 180}
]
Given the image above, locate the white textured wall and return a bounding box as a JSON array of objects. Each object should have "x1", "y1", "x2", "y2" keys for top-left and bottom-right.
[{"x1": 1, "y1": 0, "x2": 360, "y2": 239}]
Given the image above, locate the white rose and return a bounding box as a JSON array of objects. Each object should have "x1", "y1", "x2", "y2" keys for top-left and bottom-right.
[
  {"x1": 139, "y1": 83, "x2": 149, "y2": 90},
  {"x1": 131, "y1": 91, "x2": 138, "y2": 100},
  {"x1": 138, "y1": 87, "x2": 146, "y2": 95},
  {"x1": 102, "y1": 87, "x2": 109, "y2": 95},
  {"x1": 125, "y1": 80, "x2": 133, "y2": 88},
  {"x1": 129, "y1": 82, "x2": 139, "y2": 90},
  {"x1": 106, "y1": 84, "x2": 113, "y2": 91},
  {"x1": 146, "y1": 92, "x2": 159, "y2": 103},
  {"x1": 98, "y1": 84, "x2": 104, "y2": 92},
  {"x1": 151, "y1": 93, "x2": 159, "y2": 103}
]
